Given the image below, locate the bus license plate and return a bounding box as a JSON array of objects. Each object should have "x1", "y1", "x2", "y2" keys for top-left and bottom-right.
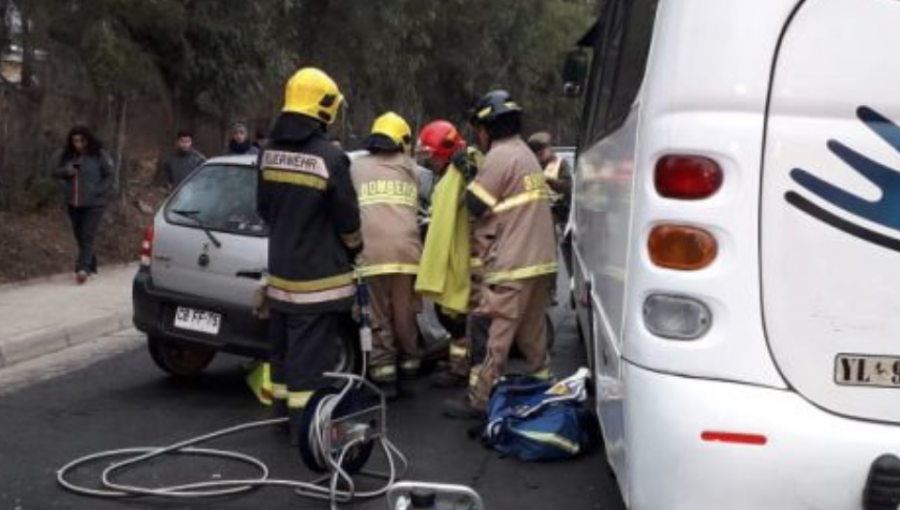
[
  {"x1": 835, "y1": 354, "x2": 900, "y2": 388},
  {"x1": 174, "y1": 307, "x2": 221, "y2": 335}
]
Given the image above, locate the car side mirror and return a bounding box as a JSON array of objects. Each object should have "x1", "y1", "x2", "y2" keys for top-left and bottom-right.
[{"x1": 562, "y1": 49, "x2": 589, "y2": 98}]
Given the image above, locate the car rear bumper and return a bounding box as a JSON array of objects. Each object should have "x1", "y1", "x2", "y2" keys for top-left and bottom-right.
[
  {"x1": 132, "y1": 267, "x2": 268, "y2": 358},
  {"x1": 623, "y1": 362, "x2": 900, "y2": 510}
]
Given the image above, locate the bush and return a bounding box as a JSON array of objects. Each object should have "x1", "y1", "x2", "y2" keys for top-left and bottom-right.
[{"x1": 25, "y1": 176, "x2": 60, "y2": 211}]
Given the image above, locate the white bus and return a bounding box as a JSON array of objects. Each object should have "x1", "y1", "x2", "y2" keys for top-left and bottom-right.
[{"x1": 565, "y1": 0, "x2": 900, "y2": 508}]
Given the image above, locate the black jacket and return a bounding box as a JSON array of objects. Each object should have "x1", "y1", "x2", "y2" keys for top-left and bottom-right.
[
  {"x1": 53, "y1": 150, "x2": 114, "y2": 208},
  {"x1": 257, "y1": 114, "x2": 362, "y2": 313},
  {"x1": 163, "y1": 149, "x2": 206, "y2": 188}
]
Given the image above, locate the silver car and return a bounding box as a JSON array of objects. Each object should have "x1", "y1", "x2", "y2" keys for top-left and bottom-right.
[
  {"x1": 133, "y1": 153, "x2": 446, "y2": 378},
  {"x1": 133, "y1": 154, "x2": 363, "y2": 377}
]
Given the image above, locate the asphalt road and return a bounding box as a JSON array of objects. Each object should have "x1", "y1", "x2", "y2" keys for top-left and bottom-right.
[{"x1": 0, "y1": 307, "x2": 625, "y2": 510}]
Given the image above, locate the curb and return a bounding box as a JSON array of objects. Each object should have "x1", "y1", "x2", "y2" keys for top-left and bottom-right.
[
  {"x1": 0, "y1": 262, "x2": 139, "y2": 292},
  {"x1": 0, "y1": 312, "x2": 133, "y2": 369}
]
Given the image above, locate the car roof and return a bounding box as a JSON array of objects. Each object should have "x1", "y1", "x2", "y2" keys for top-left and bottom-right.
[
  {"x1": 204, "y1": 154, "x2": 258, "y2": 166},
  {"x1": 204, "y1": 150, "x2": 368, "y2": 168}
]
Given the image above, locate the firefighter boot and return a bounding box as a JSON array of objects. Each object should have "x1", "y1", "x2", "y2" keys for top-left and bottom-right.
[
  {"x1": 399, "y1": 357, "x2": 421, "y2": 380},
  {"x1": 431, "y1": 337, "x2": 471, "y2": 388},
  {"x1": 369, "y1": 363, "x2": 399, "y2": 400}
]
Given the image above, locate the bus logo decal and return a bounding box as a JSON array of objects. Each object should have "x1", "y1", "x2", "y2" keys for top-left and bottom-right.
[{"x1": 785, "y1": 106, "x2": 900, "y2": 253}]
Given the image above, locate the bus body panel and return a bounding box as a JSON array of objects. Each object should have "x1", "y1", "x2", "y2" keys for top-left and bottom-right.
[
  {"x1": 571, "y1": 0, "x2": 900, "y2": 506},
  {"x1": 762, "y1": 0, "x2": 900, "y2": 425}
]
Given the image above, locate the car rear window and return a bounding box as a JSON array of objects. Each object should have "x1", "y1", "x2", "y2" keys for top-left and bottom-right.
[{"x1": 165, "y1": 164, "x2": 266, "y2": 236}]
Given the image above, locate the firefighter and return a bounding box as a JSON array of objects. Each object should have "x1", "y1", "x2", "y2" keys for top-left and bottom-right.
[
  {"x1": 256, "y1": 67, "x2": 362, "y2": 441},
  {"x1": 527, "y1": 131, "x2": 572, "y2": 236},
  {"x1": 415, "y1": 120, "x2": 482, "y2": 388},
  {"x1": 351, "y1": 112, "x2": 422, "y2": 398},
  {"x1": 445, "y1": 90, "x2": 558, "y2": 419}
]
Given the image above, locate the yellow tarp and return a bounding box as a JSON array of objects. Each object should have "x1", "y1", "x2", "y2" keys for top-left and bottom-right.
[{"x1": 415, "y1": 165, "x2": 471, "y2": 314}]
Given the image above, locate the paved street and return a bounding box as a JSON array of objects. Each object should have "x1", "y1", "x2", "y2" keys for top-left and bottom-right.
[{"x1": 0, "y1": 306, "x2": 624, "y2": 510}]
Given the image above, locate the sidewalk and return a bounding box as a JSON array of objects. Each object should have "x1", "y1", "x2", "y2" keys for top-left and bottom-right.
[{"x1": 0, "y1": 263, "x2": 138, "y2": 368}]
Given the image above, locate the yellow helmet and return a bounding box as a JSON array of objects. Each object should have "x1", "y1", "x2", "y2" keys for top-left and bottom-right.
[
  {"x1": 282, "y1": 67, "x2": 344, "y2": 124},
  {"x1": 362, "y1": 111, "x2": 412, "y2": 153}
]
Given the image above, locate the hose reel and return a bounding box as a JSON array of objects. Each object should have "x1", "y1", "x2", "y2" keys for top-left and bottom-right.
[{"x1": 57, "y1": 373, "x2": 407, "y2": 510}]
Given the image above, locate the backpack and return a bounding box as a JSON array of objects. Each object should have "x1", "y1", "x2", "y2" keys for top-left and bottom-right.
[{"x1": 481, "y1": 368, "x2": 599, "y2": 462}]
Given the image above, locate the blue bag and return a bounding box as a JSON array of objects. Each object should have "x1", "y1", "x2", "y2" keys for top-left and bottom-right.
[{"x1": 482, "y1": 368, "x2": 598, "y2": 462}]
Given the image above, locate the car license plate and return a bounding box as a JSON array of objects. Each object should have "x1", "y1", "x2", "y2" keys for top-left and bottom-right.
[
  {"x1": 835, "y1": 354, "x2": 900, "y2": 388},
  {"x1": 174, "y1": 307, "x2": 221, "y2": 335}
]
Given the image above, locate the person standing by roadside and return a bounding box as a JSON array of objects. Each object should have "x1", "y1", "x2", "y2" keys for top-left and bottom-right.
[
  {"x1": 257, "y1": 68, "x2": 362, "y2": 443},
  {"x1": 445, "y1": 91, "x2": 558, "y2": 419},
  {"x1": 52, "y1": 126, "x2": 114, "y2": 284},
  {"x1": 351, "y1": 112, "x2": 422, "y2": 398},
  {"x1": 162, "y1": 130, "x2": 206, "y2": 191},
  {"x1": 227, "y1": 121, "x2": 260, "y2": 155},
  {"x1": 253, "y1": 127, "x2": 269, "y2": 152}
]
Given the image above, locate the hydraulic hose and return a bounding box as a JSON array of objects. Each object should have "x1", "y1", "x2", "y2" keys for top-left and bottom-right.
[{"x1": 58, "y1": 379, "x2": 407, "y2": 510}]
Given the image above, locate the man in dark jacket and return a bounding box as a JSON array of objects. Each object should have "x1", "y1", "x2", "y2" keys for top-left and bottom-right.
[
  {"x1": 228, "y1": 122, "x2": 260, "y2": 155},
  {"x1": 162, "y1": 130, "x2": 206, "y2": 190},
  {"x1": 257, "y1": 67, "x2": 362, "y2": 442}
]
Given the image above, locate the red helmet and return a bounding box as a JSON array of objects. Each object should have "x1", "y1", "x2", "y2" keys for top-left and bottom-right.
[{"x1": 417, "y1": 120, "x2": 466, "y2": 168}]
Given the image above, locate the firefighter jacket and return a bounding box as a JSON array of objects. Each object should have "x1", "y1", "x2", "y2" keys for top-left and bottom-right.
[
  {"x1": 416, "y1": 159, "x2": 472, "y2": 315},
  {"x1": 465, "y1": 136, "x2": 558, "y2": 285},
  {"x1": 257, "y1": 113, "x2": 363, "y2": 313},
  {"x1": 543, "y1": 157, "x2": 571, "y2": 205},
  {"x1": 351, "y1": 152, "x2": 422, "y2": 278}
]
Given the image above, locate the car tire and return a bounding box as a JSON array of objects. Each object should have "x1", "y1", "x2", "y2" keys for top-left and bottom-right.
[{"x1": 147, "y1": 336, "x2": 216, "y2": 378}]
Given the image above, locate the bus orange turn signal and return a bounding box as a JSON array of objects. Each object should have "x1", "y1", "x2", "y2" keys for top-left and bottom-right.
[{"x1": 648, "y1": 225, "x2": 717, "y2": 270}]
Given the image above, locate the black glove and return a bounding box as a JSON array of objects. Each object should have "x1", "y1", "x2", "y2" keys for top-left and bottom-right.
[{"x1": 452, "y1": 151, "x2": 478, "y2": 184}]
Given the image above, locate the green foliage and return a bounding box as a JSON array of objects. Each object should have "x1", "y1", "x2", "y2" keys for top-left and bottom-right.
[
  {"x1": 24, "y1": 176, "x2": 58, "y2": 211},
  {"x1": 303, "y1": 0, "x2": 598, "y2": 142},
  {"x1": 18, "y1": 0, "x2": 599, "y2": 139}
]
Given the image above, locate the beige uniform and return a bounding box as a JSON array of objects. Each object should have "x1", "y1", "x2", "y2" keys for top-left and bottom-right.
[
  {"x1": 351, "y1": 152, "x2": 422, "y2": 381},
  {"x1": 466, "y1": 137, "x2": 558, "y2": 409}
]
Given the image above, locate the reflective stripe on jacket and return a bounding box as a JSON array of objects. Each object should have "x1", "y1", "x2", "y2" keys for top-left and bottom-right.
[
  {"x1": 257, "y1": 113, "x2": 362, "y2": 313},
  {"x1": 543, "y1": 159, "x2": 563, "y2": 203},
  {"x1": 416, "y1": 163, "x2": 472, "y2": 314},
  {"x1": 465, "y1": 137, "x2": 558, "y2": 284},
  {"x1": 351, "y1": 152, "x2": 422, "y2": 277}
]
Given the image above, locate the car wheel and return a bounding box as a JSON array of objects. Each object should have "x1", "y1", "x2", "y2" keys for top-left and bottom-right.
[{"x1": 147, "y1": 336, "x2": 216, "y2": 378}]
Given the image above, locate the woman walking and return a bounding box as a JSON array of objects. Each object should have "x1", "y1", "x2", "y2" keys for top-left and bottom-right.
[{"x1": 53, "y1": 126, "x2": 114, "y2": 284}]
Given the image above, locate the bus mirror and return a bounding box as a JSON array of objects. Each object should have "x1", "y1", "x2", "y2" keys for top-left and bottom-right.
[{"x1": 562, "y1": 49, "x2": 588, "y2": 98}]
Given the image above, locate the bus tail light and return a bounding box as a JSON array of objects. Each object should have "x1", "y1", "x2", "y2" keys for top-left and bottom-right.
[
  {"x1": 655, "y1": 155, "x2": 723, "y2": 199},
  {"x1": 648, "y1": 225, "x2": 717, "y2": 270},
  {"x1": 643, "y1": 294, "x2": 712, "y2": 340}
]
